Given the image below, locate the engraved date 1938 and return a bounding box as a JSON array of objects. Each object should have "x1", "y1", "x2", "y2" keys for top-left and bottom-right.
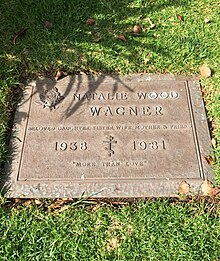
[{"x1": 55, "y1": 142, "x2": 88, "y2": 151}]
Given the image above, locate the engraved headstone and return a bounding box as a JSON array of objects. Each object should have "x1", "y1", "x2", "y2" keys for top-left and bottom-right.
[{"x1": 3, "y1": 74, "x2": 213, "y2": 197}]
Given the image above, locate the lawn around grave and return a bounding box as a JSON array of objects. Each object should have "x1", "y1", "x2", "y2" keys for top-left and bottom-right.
[{"x1": 0, "y1": 0, "x2": 220, "y2": 259}]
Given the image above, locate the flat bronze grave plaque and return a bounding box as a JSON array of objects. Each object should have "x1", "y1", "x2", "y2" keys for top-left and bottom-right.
[{"x1": 4, "y1": 74, "x2": 213, "y2": 198}]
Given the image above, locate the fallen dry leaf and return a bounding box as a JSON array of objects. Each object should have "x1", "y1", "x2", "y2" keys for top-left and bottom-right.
[
  {"x1": 178, "y1": 181, "x2": 190, "y2": 194},
  {"x1": 49, "y1": 198, "x2": 74, "y2": 210},
  {"x1": 117, "y1": 34, "x2": 128, "y2": 42},
  {"x1": 149, "y1": 23, "x2": 156, "y2": 30},
  {"x1": 201, "y1": 180, "x2": 212, "y2": 196},
  {"x1": 14, "y1": 199, "x2": 33, "y2": 206},
  {"x1": 44, "y1": 20, "x2": 53, "y2": 29},
  {"x1": 205, "y1": 155, "x2": 215, "y2": 165},
  {"x1": 15, "y1": 198, "x2": 24, "y2": 204},
  {"x1": 200, "y1": 64, "x2": 212, "y2": 78},
  {"x1": 201, "y1": 87, "x2": 207, "y2": 97},
  {"x1": 147, "y1": 18, "x2": 156, "y2": 30},
  {"x1": 61, "y1": 197, "x2": 74, "y2": 202},
  {"x1": 34, "y1": 199, "x2": 42, "y2": 205},
  {"x1": 49, "y1": 199, "x2": 65, "y2": 209},
  {"x1": 55, "y1": 69, "x2": 66, "y2": 81},
  {"x1": 93, "y1": 32, "x2": 102, "y2": 42},
  {"x1": 23, "y1": 200, "x2": 32, "y2": 206},
  {"x1": 200, "y1": 180, "x2": 220, "y2": 196},
  {"x1": 210, "y1": 187, "x2": 220, "y2": 196},
  {"x1": 177, "y1": 15, "x2": 183, "y2": 21},
  {"x1": 13, "y1": 28, "x2": 28, "y2": 45},
  {"x1": 144, "y1": 57, "x2": 150, "y2": 64},
  {"x1": 211, "y1": 138, "x2": 217, "y2": 148},
  {"x1": 57, "y1": 205, "x2": 69, "y2": 213},
  {"x1": 86, "y1": 18, "x2": 95, "y2": 26},
  {"x1": 204, "y1": 17, "x2": 210, "y2": 24},
  {"x1": 133, "y1": 24, "x2": 140, "y2": 34},
  {"x1": 107, "y1": 237, "x2": 120, "y2": 251}
]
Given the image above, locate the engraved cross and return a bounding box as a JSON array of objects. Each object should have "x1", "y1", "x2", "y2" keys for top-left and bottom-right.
[{"x1": 103, "y1": 135, "x2": 117, "y2": 157}]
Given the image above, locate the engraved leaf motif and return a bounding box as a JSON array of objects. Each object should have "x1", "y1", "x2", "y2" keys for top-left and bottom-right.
[{"x1": 39, "y1": 87, "x2": 64, "y2": 110}]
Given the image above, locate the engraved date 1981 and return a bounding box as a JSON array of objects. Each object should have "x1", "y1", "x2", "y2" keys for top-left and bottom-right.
[{"x1": 133, "y1": 140, "x2": 166, "y2": 150}]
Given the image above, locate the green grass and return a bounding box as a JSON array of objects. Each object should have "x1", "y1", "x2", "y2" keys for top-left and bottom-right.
[
  {"x1": 0, "y1": 0, "x2": 220, "y2": 259},
  {"x1": 0, "y1": 199, "x2": 220, "y2": 260}
]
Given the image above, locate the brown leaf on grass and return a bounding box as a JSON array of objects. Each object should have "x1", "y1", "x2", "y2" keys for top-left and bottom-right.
[
  {"x1": 178, "y1": 181, "x2": 190, "y2": 195},
  {"x1": 205, "y1": 155, "x2": 215, "y2": 165},
  {"x1": 133, "y1": 24, "x2": 140, "y2": 34},
  {"x1": 177, "y1": 15, "x2": 183, "y2": 21},
  {"x1": 201, "y1": 180, "x2": 220, "y2": 196},
  {"x1": 201, "y1": 87, "x2": 207, "y2": 97},
  {"x1": 210, "y1": 187, "x2": 220, "y2": 196},
  {"x1": 147, "y1": 18, "x2": 156, "y2": 30},
  {"x1": 130, "y1": 24, "x2": 141, "y2": 36},
  {"x1": 93, "y1": 32, "x2": 102, "y2": 42},
  {"x1": 49, "y1": 199, "x2": 65, "y2": 209},
  {"x1": 204, "y1": 17, "x2": 210, "y2": 24},
  {"x1": 107, "y1": 237, "x2": 120, "y2": 251},
  {"x1": 211, "y1": 138, "x2": 217, "y2": 148},
  {"x1": 15, "y1": 198, "x2": 24, "y2": 204},
  {"x1": 56, "y1": 205, "x2": 69, "y2": 213},
  {"x1": 23, "y1": 200, "x2": 32, "y2": 206},
  {"x1": 49, "y1": 198, "x2": 74, "y2": 210},
  {"x1": 14, "y1": 199, "x2": 32, "y2": 206},
  {"x1": 86, "y1": 18, "x2": 95, "y2": 26},
  {"x1": 34, "y1": 199, "x2": 42, "y2": 205},
  {"x1": 200, "y1": 64, "x2": 212, "y2": 78},
  {"x1": 55, "y1": 69, "x2": 66, "y2": 81},
  {"x1": 117, "y1": 34, "x2": 128, "y2": 42},
  {"x1": 44, "y1": 20, "x2": 53, "y2": 29},
  {"x1": 13, "y1": 28, "x2": 28, "y2": 45},
  {"x1": 149, "y1": 23, "x2": 156, "y2": 30},
  {"x1": 201, "y1": 180, "x2": 212, "y2": 196},
  {"x1": 61, "y1": 197, "x2": 74, "y2": 202}
]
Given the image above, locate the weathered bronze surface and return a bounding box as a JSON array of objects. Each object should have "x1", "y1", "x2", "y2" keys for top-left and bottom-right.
[{"x1": 3, "y1": 74, "x2": 213, "y2": 197}]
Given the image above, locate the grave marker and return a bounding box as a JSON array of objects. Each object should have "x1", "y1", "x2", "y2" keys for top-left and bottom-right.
[{"x1": 3, "y1": 74, "x2": 213, "y2": 197}]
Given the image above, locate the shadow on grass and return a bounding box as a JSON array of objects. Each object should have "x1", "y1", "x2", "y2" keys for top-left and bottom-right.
[{"x1": 0, "y1": 0, "x2": 193, "y2": 74}]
